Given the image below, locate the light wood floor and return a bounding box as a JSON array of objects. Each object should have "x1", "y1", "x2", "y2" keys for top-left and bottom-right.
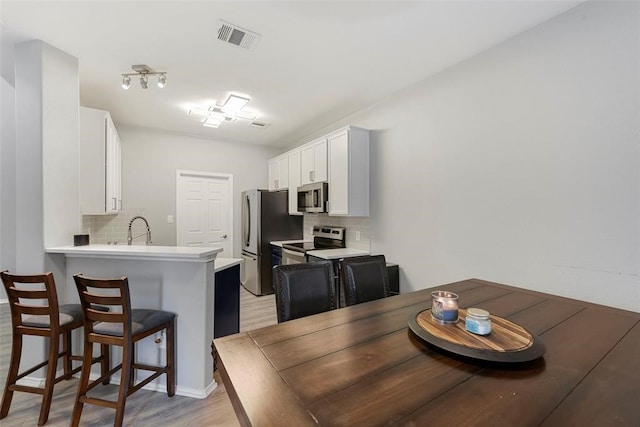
[{"x1": 0, "y1": 285, "x2": 277, "y2": 426}]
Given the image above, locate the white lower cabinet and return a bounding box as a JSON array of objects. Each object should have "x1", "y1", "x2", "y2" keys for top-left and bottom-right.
[
  {"x1": 328, "y1": 126, "x2": 369, "y2": 216},
  {"x1": 80, "y1": 107, "x2": 122, "y2": 215}
]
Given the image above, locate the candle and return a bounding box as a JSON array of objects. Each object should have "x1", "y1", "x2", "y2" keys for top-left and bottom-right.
[{"x1": 431, "y1": 291, "x2": 459, "y2": 323}]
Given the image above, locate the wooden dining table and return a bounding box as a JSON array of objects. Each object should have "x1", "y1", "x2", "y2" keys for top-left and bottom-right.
[{"x1": 213, "y1": 278, "x2": 640, "y2": 426}]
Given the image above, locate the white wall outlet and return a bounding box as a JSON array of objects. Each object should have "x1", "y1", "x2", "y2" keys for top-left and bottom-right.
[
  {"x1": 167, "y1": 214, "x2": 174, "y2": 224},
  {"x1": 355, "y1": 231, "x2": 361, "y2": 241}
]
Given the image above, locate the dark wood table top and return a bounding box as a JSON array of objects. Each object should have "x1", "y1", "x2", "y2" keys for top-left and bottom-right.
[{"x1": 213, "y1": 279, "x2": 640, "y2": 426}]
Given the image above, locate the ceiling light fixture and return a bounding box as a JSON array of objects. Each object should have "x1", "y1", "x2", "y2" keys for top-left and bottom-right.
[
  {"x1": 221, "y1": 95, "x2": 250, "y2": 115},
  {"x1": 121, "y1": 75, "x2": 131, "y2": 90},
  {"x1": 188, "y1": 94, "x2": 259, "y2": 129},
  {"x1": 121, "y1": 64, "x2": 167, "y2": 90},
  {"x1": 157, "y1": 73, "x2": 167, "y2": 88}
]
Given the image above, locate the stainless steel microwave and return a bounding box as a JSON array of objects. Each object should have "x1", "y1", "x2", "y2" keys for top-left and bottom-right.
[{"x1": 297, "y1": 182, "x2": 328, "y2": 213}]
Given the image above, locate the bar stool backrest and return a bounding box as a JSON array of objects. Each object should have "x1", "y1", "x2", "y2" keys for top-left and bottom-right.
[
  {"x1": 2, "y1": 272, "x2": 62, "y2": 334},
  {"x1": 73, "y1": 275, "x2": 133, "y2": 343}
]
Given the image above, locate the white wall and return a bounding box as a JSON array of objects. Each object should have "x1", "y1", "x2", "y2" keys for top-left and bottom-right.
[
  {"x1": 116, "y1": 125, "x2": 279, "y2": 255},
  {"x1": 42, "y1": 43, "x2": 81, "y2": 248},
  {"x1": 9, "y1": 39, "x2": 81, "y2": 369},
  {"x1": 291, "y1": 1, "x2": 640, "y2": 311},
  {"x1": 1, "y1": 77, "x2": 17, "y2": 279}
]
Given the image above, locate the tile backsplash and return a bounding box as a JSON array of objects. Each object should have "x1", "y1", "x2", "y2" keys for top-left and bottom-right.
[
  {"x1": 82, "y1": 208, "x2": 148, "y2": 245},
  {"x1": 303, "y1": 214, "x2": 370, "y2": 251}
]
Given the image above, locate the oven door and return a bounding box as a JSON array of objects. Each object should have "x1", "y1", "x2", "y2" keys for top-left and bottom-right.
[{"x1": 282, "y1": 248, "x2": 306, "y2": 265}]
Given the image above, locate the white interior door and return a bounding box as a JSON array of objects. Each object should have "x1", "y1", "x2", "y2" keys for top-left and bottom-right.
[{"x1": 176, "y1": 170, "x2": 233, "y2": 257}]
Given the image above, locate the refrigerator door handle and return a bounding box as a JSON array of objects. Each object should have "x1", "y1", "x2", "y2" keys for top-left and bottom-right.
[{"x1": 244, "y1": 194, "x2": 251, "y2": 247}]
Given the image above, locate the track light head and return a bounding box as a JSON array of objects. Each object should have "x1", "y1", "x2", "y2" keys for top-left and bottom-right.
[
  {"x1": 121, "y1": 75, "x2": 131, "y2": 90},
  {"x1": 157, "y1": 73, "x2": 167, "y2": 88},
  {"x1": 139, "y1": 74, "x2": 148, "y2": 89}
]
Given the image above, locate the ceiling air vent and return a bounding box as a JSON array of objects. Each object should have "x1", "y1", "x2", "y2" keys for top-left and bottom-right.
[
  {"x1": 250, "y1": 120, "x2": 270, "y2": 129},
  {"x1": 217, "y1": 20, "x2": 261, "y2": 51}
]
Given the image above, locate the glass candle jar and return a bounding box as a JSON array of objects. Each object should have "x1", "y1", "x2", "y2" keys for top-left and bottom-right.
[
  {"x1": 465, "y1": 307, "x2": 492, "y2": 335},
  {"x1": 431, "y1": 291, "x2": 459, "y2": 323}
]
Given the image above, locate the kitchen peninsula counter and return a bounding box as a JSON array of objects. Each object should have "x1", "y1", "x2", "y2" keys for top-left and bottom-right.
[
  {"x1": 46, "y1": 244, "x2": 225, "y2": 398},
  {"x1": 47, "y1": 243, "x2": 221, "y2": 261}
]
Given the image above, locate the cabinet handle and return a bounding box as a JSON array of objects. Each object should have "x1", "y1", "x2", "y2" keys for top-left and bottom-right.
[
  {"x1": 112, "y1": 197, "x2": 117, "y2": 210},
  {"x1": 310, "y1": 170, "x2": 314, "y2": 182},
  {"x1": 275, "y1": 179, "x2": 279, "y2": 189}
]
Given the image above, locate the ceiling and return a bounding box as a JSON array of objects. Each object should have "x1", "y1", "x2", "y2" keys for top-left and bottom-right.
[{"x1": 1, "y1": 1, "x2": 582, "y2": 148}]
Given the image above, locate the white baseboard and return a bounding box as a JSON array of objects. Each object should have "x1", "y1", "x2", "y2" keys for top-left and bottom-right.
[{"x1": 15, "y1": 371, "x2": 218, "y2": 399}]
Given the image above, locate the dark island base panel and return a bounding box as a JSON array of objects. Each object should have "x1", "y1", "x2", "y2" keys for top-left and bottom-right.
[{"x1": 214, "y1": 264, "x2": 240, "y2": 338}]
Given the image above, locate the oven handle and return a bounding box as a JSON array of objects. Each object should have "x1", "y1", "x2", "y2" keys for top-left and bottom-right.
[
  {"x1": 282, "y1": 248, "x2": 305, "y2": 257},
  {"x1": 282, "y1": 248, "x2": 307, "y2": 264}
]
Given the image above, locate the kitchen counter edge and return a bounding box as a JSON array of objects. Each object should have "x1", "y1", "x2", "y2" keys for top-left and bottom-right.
[
  {"x1": 307, "y1": 248, "x2": 369, "y2": 260},
  {"x1": 46, "y1": 244, "x2": 223, "y2": 262},
  {"x1": 215, "y1": 258, "x2": 243, "y2": 272}
]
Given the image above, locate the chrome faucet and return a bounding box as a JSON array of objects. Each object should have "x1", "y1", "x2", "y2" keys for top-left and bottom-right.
[{"x1": 127, "y1": 216, "x2": 152, "y2": 245}]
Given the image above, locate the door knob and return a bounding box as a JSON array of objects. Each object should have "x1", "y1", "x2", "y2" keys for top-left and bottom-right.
[{"x1": 222, "y1": 234, "x2": 228, "y2": 239}]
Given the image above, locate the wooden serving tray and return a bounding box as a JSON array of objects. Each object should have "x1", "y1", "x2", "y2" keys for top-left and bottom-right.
[{"x1": 408, "y1": 308, "x2": 545, "y2": 363}]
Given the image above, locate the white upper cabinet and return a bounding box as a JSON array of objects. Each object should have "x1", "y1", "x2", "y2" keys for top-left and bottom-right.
[
  {"x1": 287, "y1": 148, "x2": 302, "y2": 215},
  {"x1": 79, "y1": 107, "x2": 122, "y2": 215},
  {"x1": 300, "y1": 138, "x2": 327, "y2": 185},
  {"x1": 268, "y1": 153, "x2": 289, "y2": 191},
  {"x1": 327, "y1": 126, "x2": 369, "y2": 217}
]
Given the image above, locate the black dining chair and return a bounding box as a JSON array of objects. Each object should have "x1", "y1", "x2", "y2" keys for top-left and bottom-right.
[
  {"x1": 339, "y1": 255, "x2": 390, "y2": 306},
  {"x1": 273, "y1": 261, "x2": 335, "y2": 323},
  {"x1": 0, "y1": 271, "x2": 108, "y2": 426}
]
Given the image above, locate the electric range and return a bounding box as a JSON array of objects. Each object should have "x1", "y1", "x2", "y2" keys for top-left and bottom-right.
[{"x1": 281, "y1": 226, "x2": 346, "y2": 254}]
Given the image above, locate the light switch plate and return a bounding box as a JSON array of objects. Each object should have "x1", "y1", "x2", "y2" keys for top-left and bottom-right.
[{"x1": 167, "y1": 215, "x2": 174, "y2": 224}]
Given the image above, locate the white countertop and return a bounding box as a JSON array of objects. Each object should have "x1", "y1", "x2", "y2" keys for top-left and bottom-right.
[
  {"x1": 307, "y1": 248, "x2": 370, "y2": 260},
  {"x1": 214, "y1": 258, "x2": 243, "y2": 272},
  {"x1": 46, "y1": 244, "x2": 223, "y2": 262},
  {"x1": 270, "y1": 239, "x2": 311, "y2": 247}
]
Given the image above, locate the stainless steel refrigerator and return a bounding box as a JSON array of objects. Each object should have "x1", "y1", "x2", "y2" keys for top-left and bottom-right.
[{"x1": 241, "y1": 189, "x2": 303, "y2": 295}]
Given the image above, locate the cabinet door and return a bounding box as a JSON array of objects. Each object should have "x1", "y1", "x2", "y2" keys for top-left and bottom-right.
[
  {"x1": 105, "y1": 114, "x2": 121, "y2": 213},
  {"x1": 268, "y1": 158, "x2": 279, "y2": 190},
  {"x1": 300, "y1": 143, "x2": 315, "y2": 185},
  {"x1": 277, "y1": 155, "x2": 289, "y2": 190},
  {"x1": 300, "y1": 139, "x2": 328, "y2": 185},
  {"x1": 328, "y1": 130, "x2": 350, "y2": 215},
  {"x1": 268, "y1": 155, "x2": 289, "y2": 190},
  {"x1": 328, "y1": 127, "x2": 369, "y2": 217},
  {"x1": 313, "y1": 139, "x2": 328, "y2": 182},
  {"x1": 288, "y1": 149, "x2": 301, "y2": 214}
]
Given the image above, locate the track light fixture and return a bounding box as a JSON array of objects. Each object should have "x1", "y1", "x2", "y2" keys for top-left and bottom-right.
[
  {"x1": 157, "y1": 73, "x2": 167, "y2": 88},
  {"x1": 121, "y1": 64, "x2": 167, "y2": 90},
  {"x1": 121, "y1": 75, "x2": 131, "y2": 90}
]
